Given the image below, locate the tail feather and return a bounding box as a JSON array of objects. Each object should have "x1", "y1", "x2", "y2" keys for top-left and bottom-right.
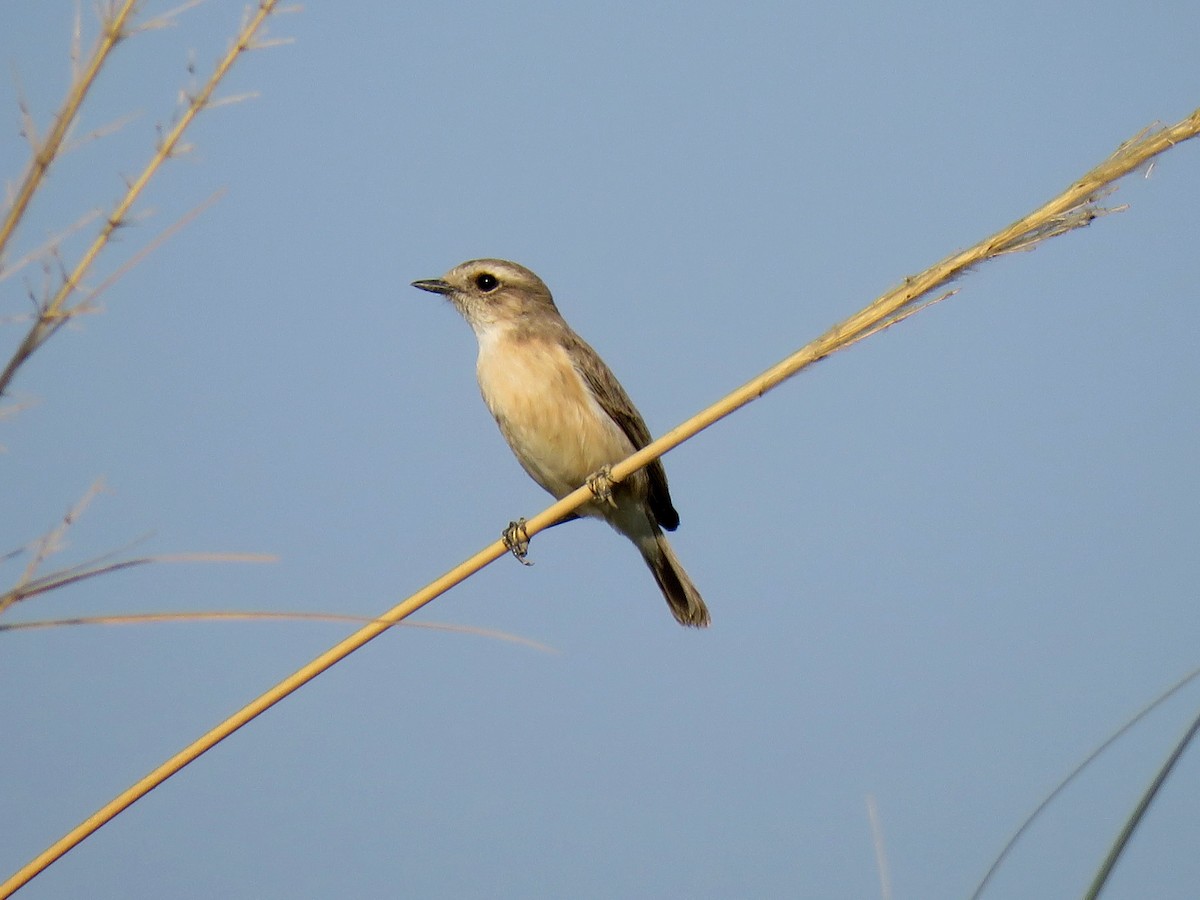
[{"x1": 643, "y1": 532, "x2": 710, "y2": 628}]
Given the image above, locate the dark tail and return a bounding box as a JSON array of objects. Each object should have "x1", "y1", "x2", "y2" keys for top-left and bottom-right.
[{"x1": 642, "y1": 531, "x2": 710, "y2": 628}]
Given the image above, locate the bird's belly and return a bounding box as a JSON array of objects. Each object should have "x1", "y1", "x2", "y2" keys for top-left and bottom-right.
[{"x1": 476, "y1": 340, "x2": 634, "y2": 499}]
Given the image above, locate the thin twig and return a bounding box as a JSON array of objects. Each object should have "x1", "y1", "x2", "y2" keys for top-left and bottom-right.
[
  {"x1": 84, "y1": 188, "x2": 225, "y2": 307},
  {"x1": 0, "y1": 610, "x2": 558, "y2": 654},
  {"x1": 0, "y1": 209, "x2": 102, "y2": 286},
  {"x1": 134, "y1": 0, "x2": 208, "y2": 35},
  {"x1": 866, "y1": 794, "x2": 893, "y2": 900},
  {"x1": 0, "y1": 550, "x2": 275, "y2": 616},
  {"x1": 10, "y1": 479, "x2": 108, "y2": 601},
  {"x1": 59, "y1": 110, "x2": 141, "y2": 155}
]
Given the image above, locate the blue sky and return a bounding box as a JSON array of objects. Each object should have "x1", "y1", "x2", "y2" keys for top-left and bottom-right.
[{"x1": 2, "y1": 2, "x2": 1199, "y2": 897}]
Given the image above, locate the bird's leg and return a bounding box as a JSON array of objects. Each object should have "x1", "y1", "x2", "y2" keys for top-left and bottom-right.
[
  {"x1": 502, "y1": 518, "x2": 533, "y2": 566},
  {"x1": 586, "y1": 464, "x2": 618, "y2": 508}
]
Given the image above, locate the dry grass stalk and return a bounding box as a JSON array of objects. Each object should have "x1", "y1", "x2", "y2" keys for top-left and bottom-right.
[
  {"x1": 0, "y1": 3, "x2": 290, "y2": 620},
  {"x1": 0, "y1": 0, "x2": 289, "y2": 397},
  {"x1": 1, "y1": 478, "x2": 108, "y2": 615},
  {"x1": 0, "y1": 610, "x2": 557, "y2": 654},
  {"x1": 0, "y1": 0, "x2": 141, "y2": 266},
  {"x1": 0, "y1": 476, "x2": 277, "y2": 617},
  {"x1": 0, "y1": 550, "x2": 277, "y2": 615}
]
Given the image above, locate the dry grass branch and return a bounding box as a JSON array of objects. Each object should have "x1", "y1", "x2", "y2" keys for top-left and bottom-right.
[
  {"x1": 2, "y1": 478, "x2": 108, "y2": 615},
  {"x1": 0, "y1": 0, "x2": 287, "y2": 397},
  {"x1": 0, "y1": 209, "x2": 102, "y2": 287},
  {"x1": 0, "y1": 0, "x2": 140, "y2": 266},
  {"x1": 59, "y1": 110, "x2": 142, "y2": 156},
  {"x1": 0, "y1": 551, "x2": 276, "y2": 614},
  {"x1": 84, "y1": 188, "x2": 224, "y2": 308},
  {"x1": 0, "y1": 475, "x2": 276, "y2": 617},
  {"x1": 0, "y1": 610, "x2": 557, "y2": 654},
  {"x1": 866, "y1": 794, "x2": 893, "y2": 900}
]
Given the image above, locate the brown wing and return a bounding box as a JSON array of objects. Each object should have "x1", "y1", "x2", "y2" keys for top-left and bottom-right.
[{"x1": 567, "y1": 332, "x2": 681, "y2": 531}]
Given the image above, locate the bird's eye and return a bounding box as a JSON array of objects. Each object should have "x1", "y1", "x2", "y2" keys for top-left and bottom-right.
[{"x1": 475, "y1": 273, "x2": 499, "y2": 292}]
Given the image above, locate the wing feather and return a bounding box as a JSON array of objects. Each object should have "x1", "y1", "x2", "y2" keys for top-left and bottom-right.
[{"x1": 566, "y1": 332, "x2": 681, "y2": 531}]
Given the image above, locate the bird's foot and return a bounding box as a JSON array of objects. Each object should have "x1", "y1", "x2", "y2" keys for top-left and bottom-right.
[
  {"x1": 502, "y1": 518, "x2": 533, "y2": 566},
  {"x1": 586, "y1": 465, "x2": 618, "y2": 508}
]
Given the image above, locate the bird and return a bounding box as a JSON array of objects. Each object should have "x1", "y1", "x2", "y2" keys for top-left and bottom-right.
[{"x1": 412, "y1": 259, "x2": 710, "y2": 627}]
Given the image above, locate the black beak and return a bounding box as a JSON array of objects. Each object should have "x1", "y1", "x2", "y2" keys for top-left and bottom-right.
[{"x1": 412, "y1": 278, "x2": 453, "y2": 295}]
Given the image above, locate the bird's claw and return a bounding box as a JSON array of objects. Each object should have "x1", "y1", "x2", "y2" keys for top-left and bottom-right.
[
  {"x1": 586, "y1": 465, "x2": 618, "y2": 508},
  {"x1": 502, "y1": 518, "x2": 533, "y2": 566}
]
